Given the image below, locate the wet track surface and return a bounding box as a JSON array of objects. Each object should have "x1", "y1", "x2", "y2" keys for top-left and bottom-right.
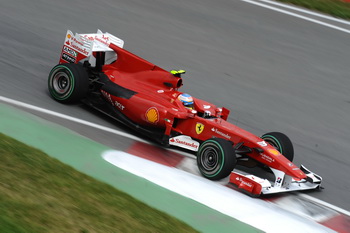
[{"x1": 1, "y1": 0, "x2": 350, "y2": 211}]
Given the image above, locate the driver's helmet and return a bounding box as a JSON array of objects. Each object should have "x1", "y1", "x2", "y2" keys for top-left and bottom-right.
[{"x1": 178, "y1": 93, "x2": 194, "y2": 109}]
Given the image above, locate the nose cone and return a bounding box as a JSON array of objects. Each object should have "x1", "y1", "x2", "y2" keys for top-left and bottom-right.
[{"x1": 266, "y1": 148, "x2": 307, "y2": 179}]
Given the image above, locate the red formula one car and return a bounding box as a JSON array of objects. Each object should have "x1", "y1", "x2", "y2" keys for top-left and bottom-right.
[{"x1": 48, "y1": 30, "x2": 322, "y2": 196}]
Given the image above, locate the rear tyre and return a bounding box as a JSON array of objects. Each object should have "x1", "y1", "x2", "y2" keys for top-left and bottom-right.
[
  {"x1": 48, "y1": 63, "x2": 89, "y2": 103},
  {"x1": 197, "y1": 138, "x2": 236, "y2": 180},
  {"x1": 261, "y1": 132, "x2": 294, "y2": 162}
]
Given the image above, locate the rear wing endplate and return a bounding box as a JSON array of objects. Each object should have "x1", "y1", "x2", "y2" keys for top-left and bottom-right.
[{"x1": 59, "y1": 29, "x2": 124, "y2": 66}]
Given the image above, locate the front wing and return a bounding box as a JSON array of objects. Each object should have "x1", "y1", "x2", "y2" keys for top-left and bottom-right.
[{"x1": 229, "y1": 165, "x2": 322, "y2": 197}]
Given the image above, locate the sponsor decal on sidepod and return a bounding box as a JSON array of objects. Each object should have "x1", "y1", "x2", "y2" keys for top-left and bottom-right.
[
  {"x1": 170, "y1": 138, "x2": 198, "y2": 149},
  {"x1": 211, "y1": 127, "x2": 231, "y2": 139},
  {"x1": 145, "y1": 107, "x2": 159, "y2": 124},
  {"x1": 101, "y1": 90, "x2": 125, "y2": 110},
  {"x1": 169, "y1": 136, "x2": 199, "y2": 151}
]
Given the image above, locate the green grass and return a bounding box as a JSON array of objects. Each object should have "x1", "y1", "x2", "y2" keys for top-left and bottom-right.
[
  {"x1": 276, "y1": 0, "x2": 350, "y2": 19},
  {"x1": 0, "y1": 133, "x2": 198, "y2": 233}
]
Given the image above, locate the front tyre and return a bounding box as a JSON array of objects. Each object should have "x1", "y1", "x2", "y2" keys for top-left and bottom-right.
[
  {"x1": 197, "y1": 138, "x2": 236, "y2": 180},
  {"x1": 48, "y1": 63, "x2": 89, "y2": 103},
  {"x1": 261, "y1": 132, "x2": 294, "y2": 161}
]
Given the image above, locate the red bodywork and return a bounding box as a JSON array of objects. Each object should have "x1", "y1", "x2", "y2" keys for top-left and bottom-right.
[{"x1": 93, "y1": 43, "x2": 307, "y2": 180}]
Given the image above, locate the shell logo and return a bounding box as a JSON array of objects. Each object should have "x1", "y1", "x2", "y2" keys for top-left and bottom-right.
[
  {"x1": 145, "y1": 107, "x2": 159, "y2": 124},
  {"x1": 268, "y1": 149, "x2": 280, "y2": 156},
  {"x1": 65, "y1": 34, "x2": 72, "y2": 45}
]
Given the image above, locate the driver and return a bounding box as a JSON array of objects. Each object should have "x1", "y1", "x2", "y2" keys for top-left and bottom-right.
[{"x1": 178, "y1": 93, "x2": 194, "y2": 109}]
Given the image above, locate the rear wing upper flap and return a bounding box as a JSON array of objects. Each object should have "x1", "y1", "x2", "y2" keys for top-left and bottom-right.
[{"x1": 59, "y1": 29, "x2": 124, "y2": 65}]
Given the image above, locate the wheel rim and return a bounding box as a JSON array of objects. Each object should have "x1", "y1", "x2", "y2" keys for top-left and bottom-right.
[
  {"x1": 50, "y1": 69, "x2": 74, "y2": 100},
  {"x1": 200, "y1": 146, "x2": 220, "y2": 174},
  {"x1": 53, "y1": 72, "x2": 70, "y2": 93}
]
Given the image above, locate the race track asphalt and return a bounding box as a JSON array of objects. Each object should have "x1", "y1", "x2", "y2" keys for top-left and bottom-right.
[{"x1": 1, "y1": 0, "x2": 350, "y2": 211}]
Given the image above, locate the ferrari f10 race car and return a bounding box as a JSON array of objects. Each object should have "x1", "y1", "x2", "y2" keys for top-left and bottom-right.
[{"x1": 48, "y1": 30, "x2": 322, "y2": 196}]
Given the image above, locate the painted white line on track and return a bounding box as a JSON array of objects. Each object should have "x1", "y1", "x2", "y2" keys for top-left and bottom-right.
[
  {"x1": 1, "y1": 95, "x2": 349, "y2": 217},
  {"x1": 257, "y1": 0, "x2": 350, "y2": 25},
  {"x1": 241, "y1": 0, "x2": 350, "y2": 34}
]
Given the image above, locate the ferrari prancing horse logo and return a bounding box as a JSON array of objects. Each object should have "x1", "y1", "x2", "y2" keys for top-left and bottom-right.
[{"x1": 196, "y1": 123, "x2": 204, "y2": 134}]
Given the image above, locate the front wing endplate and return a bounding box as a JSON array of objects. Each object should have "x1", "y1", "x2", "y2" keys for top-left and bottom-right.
[{"x1": 229, "y1": 165, "x2": 322, "y2": 196}]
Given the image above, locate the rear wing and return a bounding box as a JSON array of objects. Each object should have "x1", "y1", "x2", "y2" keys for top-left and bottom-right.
[{"x1": 59, "y1": 29, "x2": 124, "y2": 66}]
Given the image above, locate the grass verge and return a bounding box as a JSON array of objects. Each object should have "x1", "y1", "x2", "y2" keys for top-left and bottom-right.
[
  {"x1": 276, "y1": 0, "x2": 350, "y2": 19},
  {"x1": 0, "y1": 133, "x2": 198, "y2": 233}
]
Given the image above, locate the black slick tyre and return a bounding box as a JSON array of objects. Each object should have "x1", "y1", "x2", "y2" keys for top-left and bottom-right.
[
  {"x1": 197, "y1": 138, "x2": 236, "y2": 180},
  {"x1": 261, "y1": 132, "x2": 294, "y2": 162},
  {"x1": 48, "y1": 63, "x2": 89, "y2": 103}
]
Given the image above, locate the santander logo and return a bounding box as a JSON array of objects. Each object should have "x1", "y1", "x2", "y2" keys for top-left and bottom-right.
[
  {"x1": 211, "y1": 127, "x2": 231, "y2": 139},
  {"x1": 170, "y1": 138, "x2": 198, "y2": 149},
  {"x1": 169, "y1": 136, "x2": 200, "y2": 151}
]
